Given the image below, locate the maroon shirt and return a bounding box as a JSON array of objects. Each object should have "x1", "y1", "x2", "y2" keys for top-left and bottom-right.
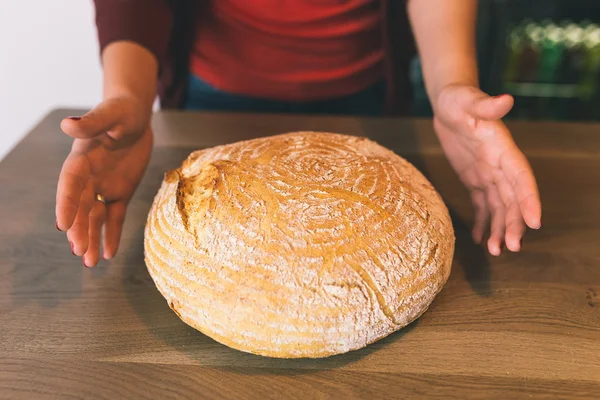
[{"x1": 93, "y1": 0, "x2": 416, "y2": 115}]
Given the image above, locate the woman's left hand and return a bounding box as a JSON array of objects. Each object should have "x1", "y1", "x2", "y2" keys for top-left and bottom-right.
[{"x1": 432, "y1": 84, "x2": 542, "y2": 255}]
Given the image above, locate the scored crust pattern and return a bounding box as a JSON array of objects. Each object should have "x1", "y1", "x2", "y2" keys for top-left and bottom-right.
[{"x1": 144, "y1": 132, "x2": 455, "y2": 358}]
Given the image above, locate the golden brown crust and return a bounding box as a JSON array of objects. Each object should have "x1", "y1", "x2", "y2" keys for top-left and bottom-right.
[{"x1": 144, "y1": 132, "x2": 455, "y2": 358}]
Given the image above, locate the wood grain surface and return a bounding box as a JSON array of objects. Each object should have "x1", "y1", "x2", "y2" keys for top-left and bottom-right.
[{"x1": 1, "y1": 109, "x2": 599, "y2": 399}]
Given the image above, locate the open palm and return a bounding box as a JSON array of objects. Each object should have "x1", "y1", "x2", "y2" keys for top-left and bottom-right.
[
  {"x1": 433, "y1": 85, "x2": 541, "y2": 255},
  {"x1": 56, "y1": 97, "x2": 153, "y2": 266}
]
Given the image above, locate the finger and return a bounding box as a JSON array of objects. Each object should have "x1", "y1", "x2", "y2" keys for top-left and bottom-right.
[
  {"x1": 471, "y1": 189, "x2": 489, "y2": 244},
  {"x1": 486, "y1": 185, "x2": 506, "y2": 256},
  {"x1": 103, "y1": 201, "x2": 127, "y2": 260},
  {"x1": 499, "y1": 148, "x2": 542, "y2": 229},
  {"x1": 467, "y1": 91, "x2": 514, "y2": 121},
  {"x1": 493, "y1": 171, "x2": 526, "y2": 252},
  {"x1": 504, "y1": 200, "x2": 526, "y2": 252},
  {"x1": 440, "y1": 157, "x2": 490, "y2": 244},
  {"x1": 60, "y1": 100, "x2": 123, "y2": 140},
  {"x1": 56, "y1": 152, "x2": 90, "y2": 231},
  {"x1": 66, "y1": 180, "x2": 95, "y2": 256},
  {"x1": 84, "y1": 200, "x2": 106, "y2": 268}
]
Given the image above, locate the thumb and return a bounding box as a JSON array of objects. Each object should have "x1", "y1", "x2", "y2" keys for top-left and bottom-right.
[
  {"x1": 60, "y1": 100, "x2": 124, "y2": 140},
  {"x1": 467, "y1": 91, "x2": 514, "y2": 121}
]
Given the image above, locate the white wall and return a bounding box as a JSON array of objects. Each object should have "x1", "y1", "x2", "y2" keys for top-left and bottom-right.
[{"x1": 0, "y1": 1, "x2": 102, "y2": 160}]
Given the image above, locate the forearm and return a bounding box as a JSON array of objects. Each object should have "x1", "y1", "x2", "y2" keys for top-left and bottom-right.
[
  {"x1": 101, "y1": 41, "x2": 158, "y2": 116},
  {"x1": 407, "y1": 0, "x2": 479, "y2": 108},
  {"x1": 93, "y1": 0, "x2": 173, "y2": 114}
]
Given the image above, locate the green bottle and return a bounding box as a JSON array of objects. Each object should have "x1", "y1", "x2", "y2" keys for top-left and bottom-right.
[
  {"x1": 538, "y1": 21, "x2": 566, "y2": 84},
  {"x1": 504, "y1": 23, "x2": 525, "y2": 83},
  {"x1": 581, "y1": 24, "x2": 600, "y2": 101},
  {"x1": 581, "y1": 24, "x2": 600, "y2": 120},
  {"x1": 559, "y1": 22, "x2": 586, "y2": 85},
  {"x1": 518, "y1": 20, "x2": 542, "y2": 83}
]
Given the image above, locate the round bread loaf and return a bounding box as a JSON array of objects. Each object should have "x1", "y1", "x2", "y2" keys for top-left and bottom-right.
[{"x1": 144, "y1": 131, "x2": 454, "y2": 358}]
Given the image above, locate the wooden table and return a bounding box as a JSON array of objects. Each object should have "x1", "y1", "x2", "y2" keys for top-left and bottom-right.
[{"x1": 1, "y1": 109, "x2": 599, "y2": 399}]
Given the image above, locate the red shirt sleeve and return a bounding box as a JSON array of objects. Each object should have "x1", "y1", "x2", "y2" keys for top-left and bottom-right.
[{"x1": 93, "y1": 0, "x2": 173, "y2": 64}]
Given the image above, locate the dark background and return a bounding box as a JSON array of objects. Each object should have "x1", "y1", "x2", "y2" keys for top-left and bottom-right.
[{"x1": 410, "y1": 0, "x2": 600, "y2": 121}]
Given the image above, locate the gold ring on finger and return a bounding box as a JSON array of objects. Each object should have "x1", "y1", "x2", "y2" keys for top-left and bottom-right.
[{"x1": 95, "y1": 193, "x2": 107, "y2": 204}]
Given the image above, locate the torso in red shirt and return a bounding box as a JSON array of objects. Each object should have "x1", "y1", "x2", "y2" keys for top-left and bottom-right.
[{"x1": 190, "y1": 0, "x2": 383, "y2": 102}]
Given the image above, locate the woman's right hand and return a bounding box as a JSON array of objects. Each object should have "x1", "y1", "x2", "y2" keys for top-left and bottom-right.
[{"x1": 56, "y1": 95, "x2": 153, "y2": 267}]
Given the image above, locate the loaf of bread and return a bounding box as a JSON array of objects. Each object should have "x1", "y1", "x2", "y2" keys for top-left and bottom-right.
[{"x1": 144, "y1": 132, "x2": 454, "y2": 358}]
